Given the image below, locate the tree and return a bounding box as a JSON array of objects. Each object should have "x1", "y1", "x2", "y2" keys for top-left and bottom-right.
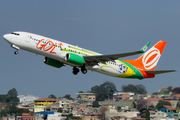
[
  {"x1": 137, "y1": 99, "x2": 148, "y2": 110},
  {"x1": 172, "y1": 87, "x2": 180, "y2": 94},
  {"x1": 57, "y1": 108, "x2": 63, "y2": 113},
  {"x1": 122, "y1": 84, "x2": 147, "y2": 94},
  {"x1": 67, "y1": 113, "x2": 73, "y2": 120},
  {"x1": 63, "y1": 94, "x2": 73, "y2": 100},
  {"x1": 132, "y1": 100, "x2": 137, "y2": 108},
  {"x1": 176, "y1": 101, "x2": 180, "y2": 108},
  {"x1": 92, "y1": 100, "x2": 99, "y2": 107},
  {"x1": 148, "y1": 104, "x2": 155, "y2": 111},
  {"x1": 145, "y1": 109, "x2": 150, "y2": 120},
  {"x1": 96, "y1": 92, "x2": 105, "y2": 101},
  {"x1": 116, "y1": 106, "x2": 121, "y2": 112},
  {"x1": 79, "y1": 91, "x2": 84, "y2": 93},
  {"x1": 90, "y1": 81, "x2": 117, "y2": 101},
  {"x1": 8, "y1": 96, "x2": 19, "y2": 106},
  {"x1": 139, "y1": 108, "x2": 148, "y2": 118},
  {"x1": 7, "y1": 88, "x2": 18, "y2": 96},
  {"x1": 48, "y1": 94, "x2": 56, "y2": 99},
  {"x1": 0, "y1": 109, "x2": 7, "y2": 117},
  {"x1": 102, "y1": 81, "x2": 117, "y2": 99},
  {"x1": 156, "y1": 100, "x2": 171, "y2": 109}
]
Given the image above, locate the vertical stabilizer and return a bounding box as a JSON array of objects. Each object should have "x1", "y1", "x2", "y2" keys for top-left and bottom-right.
[{"x1": 124, "y1": 40, "x2": 167, "y2": 71}]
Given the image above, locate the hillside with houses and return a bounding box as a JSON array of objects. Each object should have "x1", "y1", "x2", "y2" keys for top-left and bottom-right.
[{"x1": 0, "y1": 83, "x2": 180, "y2": 120}]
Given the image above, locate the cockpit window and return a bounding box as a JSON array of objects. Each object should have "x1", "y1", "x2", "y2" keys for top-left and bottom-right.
[{"x1": 11, "y1": 32, "x2": 20, "y2": 36}]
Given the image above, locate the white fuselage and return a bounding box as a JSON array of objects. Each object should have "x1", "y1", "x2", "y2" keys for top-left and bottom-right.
[{"x1": 3, "y1": 31, "x2": 129, "y2": 77}]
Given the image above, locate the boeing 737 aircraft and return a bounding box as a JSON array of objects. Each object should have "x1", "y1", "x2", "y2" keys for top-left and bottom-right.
[{"x1": 3, "y1": 32, "x2": 176, "y2": 79}]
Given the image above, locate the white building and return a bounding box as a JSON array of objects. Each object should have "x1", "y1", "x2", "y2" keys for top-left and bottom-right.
[
  {"x1": 113, "y1": 92, "x2": 134, "y2": 100},
  {"x1": 47, "y1": 112, "x2": 62, "y2": 120},
  {"x1": 17, "y1": 95, "x2": 39, "y2": 103}
]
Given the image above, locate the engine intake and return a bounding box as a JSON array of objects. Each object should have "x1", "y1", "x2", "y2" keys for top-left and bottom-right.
[{"x1": 65, "y1": 53, "x2": 85, "y2": 66}]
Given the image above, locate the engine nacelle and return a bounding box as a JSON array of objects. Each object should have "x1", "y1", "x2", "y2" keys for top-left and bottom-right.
[
  {"x1": 44, "y1": 57, "x2": 63, "y2": 68},
  {"x1": 65, "y1": 53, "x2": 85, "y2": 66}
]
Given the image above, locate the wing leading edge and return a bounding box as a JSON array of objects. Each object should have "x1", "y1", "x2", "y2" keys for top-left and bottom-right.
[{"x1": 84, "y1": 42, "x2": 151, "y2": 65}]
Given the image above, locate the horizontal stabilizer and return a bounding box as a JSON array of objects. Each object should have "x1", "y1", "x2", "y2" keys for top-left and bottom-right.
[{"x1": 145, "y1": 70, "x2": 176, "y2": 74}]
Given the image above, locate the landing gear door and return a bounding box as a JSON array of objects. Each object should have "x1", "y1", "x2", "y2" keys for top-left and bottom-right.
[{"x1": 25, "y1": 33, "x2": 30, "y2": 43}]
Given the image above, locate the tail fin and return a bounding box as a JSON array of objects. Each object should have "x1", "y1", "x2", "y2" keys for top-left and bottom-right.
[{"x1": 124, "y1": 40, "x2": 166, "y2": 71}]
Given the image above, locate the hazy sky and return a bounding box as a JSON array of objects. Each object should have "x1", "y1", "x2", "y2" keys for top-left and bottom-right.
[{"x1": 0, "y1": 1, "x2": 179, "y2": 98}]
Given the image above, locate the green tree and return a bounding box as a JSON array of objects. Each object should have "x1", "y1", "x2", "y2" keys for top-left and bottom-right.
[
  {"x1": 67, "y1": 113, "x2": 73, "y2": 120},
  {"x1": 139, "y1": 108, "x2": 148, "y2": 118},
  {"x1": 63, "y1": 94, "x2": 73, "y2": 100},
  {"x1": 172, "y1": 87, "x2": 180, "y2": 94},
  {"x1": 156, "y1": 100, "x2": 171, "y2": 109},
  {"x1": 132, "y1": 100, "x2": 137, "y2": 108},
  {"x1": 102, "y1": 81, "x2": 117, "y2": 99},
  {"x1": 116, "y1": 106, "x2": 121, "y2": 112},
  {"x1": 79, "y1": 91, "x2": 84, "y2": 93},
  {"x1": 176, "y1": 101, "x2": 180, "y2": 108},
  {"x1": 148, "y1": 104, "x2": 155, "y2": 111},
  {"x1": 92, "y1": 100, "x2": 99, "y2": 107},
  {"x1": 0, "y1": 95, "x2": 8, "y2": 103},
  {"x1": 7, "y1": 88, "x2": 18, "y2": 96},
  {"x1": 145, "y1": 110, "x2": 150, "y2": 120},
  {"x1": 57, "y1": 108, "x2": 63, "y2": 113},
  {"x1": 96, "y1": 92, "x2": 105, "y2": 101},
  {"x1": 48, "y1": 94, "x2": 56, "y2": 99},
  {"x1": 91, "y1": 81, "x2": 117, "y2": 101},
  {"x1": 122, "y1": 84, "x2": 147, "y2": 94},
  {"x1": 0, "y1": 109, "x2": 7, "y2": 117}
]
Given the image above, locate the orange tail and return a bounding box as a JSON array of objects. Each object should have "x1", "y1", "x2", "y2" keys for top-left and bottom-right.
[{"x1": 124, "y1": 40, "x2": 167, "y2": 71}]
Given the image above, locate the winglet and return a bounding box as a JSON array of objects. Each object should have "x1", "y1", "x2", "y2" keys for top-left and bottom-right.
[{"x1": 138, "y1": 42, "x2": 151, "y2": 53}]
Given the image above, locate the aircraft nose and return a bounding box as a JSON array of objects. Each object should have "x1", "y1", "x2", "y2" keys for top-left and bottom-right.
[{"x1": 3, "y1": 34, "x2": 10, "y2": 41}]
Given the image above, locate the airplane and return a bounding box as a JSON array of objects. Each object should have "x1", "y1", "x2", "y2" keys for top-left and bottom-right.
[{"x1": 3, "y1": 31, "x2": 176, "y2": 79}]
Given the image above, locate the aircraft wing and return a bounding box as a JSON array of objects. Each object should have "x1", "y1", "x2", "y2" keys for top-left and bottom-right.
[
  {"x1": 84, "y1": 42, "x2": 150, "y2": 65},
  {"x1": 145, "y1": 70, "x2": 176, "y2": 74}
]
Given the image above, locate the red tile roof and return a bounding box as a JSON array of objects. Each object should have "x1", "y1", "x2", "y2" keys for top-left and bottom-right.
[
  {"x1": 171, "y1": 94, "x2": 180, "y2": 97},
  {"x1": 123, "y1": 94, "x2": 130, "y2": 98}
]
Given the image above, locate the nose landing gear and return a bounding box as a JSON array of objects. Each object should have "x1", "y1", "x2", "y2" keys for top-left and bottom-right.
[
  {"x1": 14, "y1": 51, "x2": 18, "y2": 55},
  {"x1": 11, "y1": 45, "x2": 20, "y2": 55}
]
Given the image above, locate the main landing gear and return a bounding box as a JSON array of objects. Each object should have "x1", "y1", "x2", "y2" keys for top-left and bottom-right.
[
  {"x1": 11, "y1": 45, "x2": 19, "y2": 55},
  {"x1": 73, "y1": 67, "x2": 79, "y2": 75},
  {"x1": 72, "y1": 66, "x2": 87, "y2": 75}
]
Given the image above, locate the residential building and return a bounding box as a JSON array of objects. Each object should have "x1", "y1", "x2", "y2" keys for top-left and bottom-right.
[
  {"x1": 17, "y1": 95, "x2": 39, "y2": 104},
  {"x1": 150, "y1": 111, "x2": 168, "y2": 119},
  {"x1": 113, "y1": 92, "x2": 134, "y2": 101},
  {"x1": 155, "y1": 105, "x2": 179, "y2": 118},
  {"x1": 47, "y1": 112, "x2": 63, "y2": 120},
  {"x1": 22, "y1": 113, "x2": 35, "y2": 120},
  {"x1": 58, "y1": 97, "x2": 73, "y2": 109},
  {"x1": 34, "y1": 98, "x2": 58, "y2": 113},
  {"x1": 74, "y1": 93, "x2": 96, "y2": 102},
  {"x1": 82, "y1": 114, "x2": 101, "y2": 120}
]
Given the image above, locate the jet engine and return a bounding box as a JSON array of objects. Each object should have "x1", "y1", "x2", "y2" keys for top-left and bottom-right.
[
  {"x1": 44, "y1": 57, "x2": 63, "y2": 68},
  {"x1": 65, "y1": 53, "x2": 85, "y2": 66}
]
